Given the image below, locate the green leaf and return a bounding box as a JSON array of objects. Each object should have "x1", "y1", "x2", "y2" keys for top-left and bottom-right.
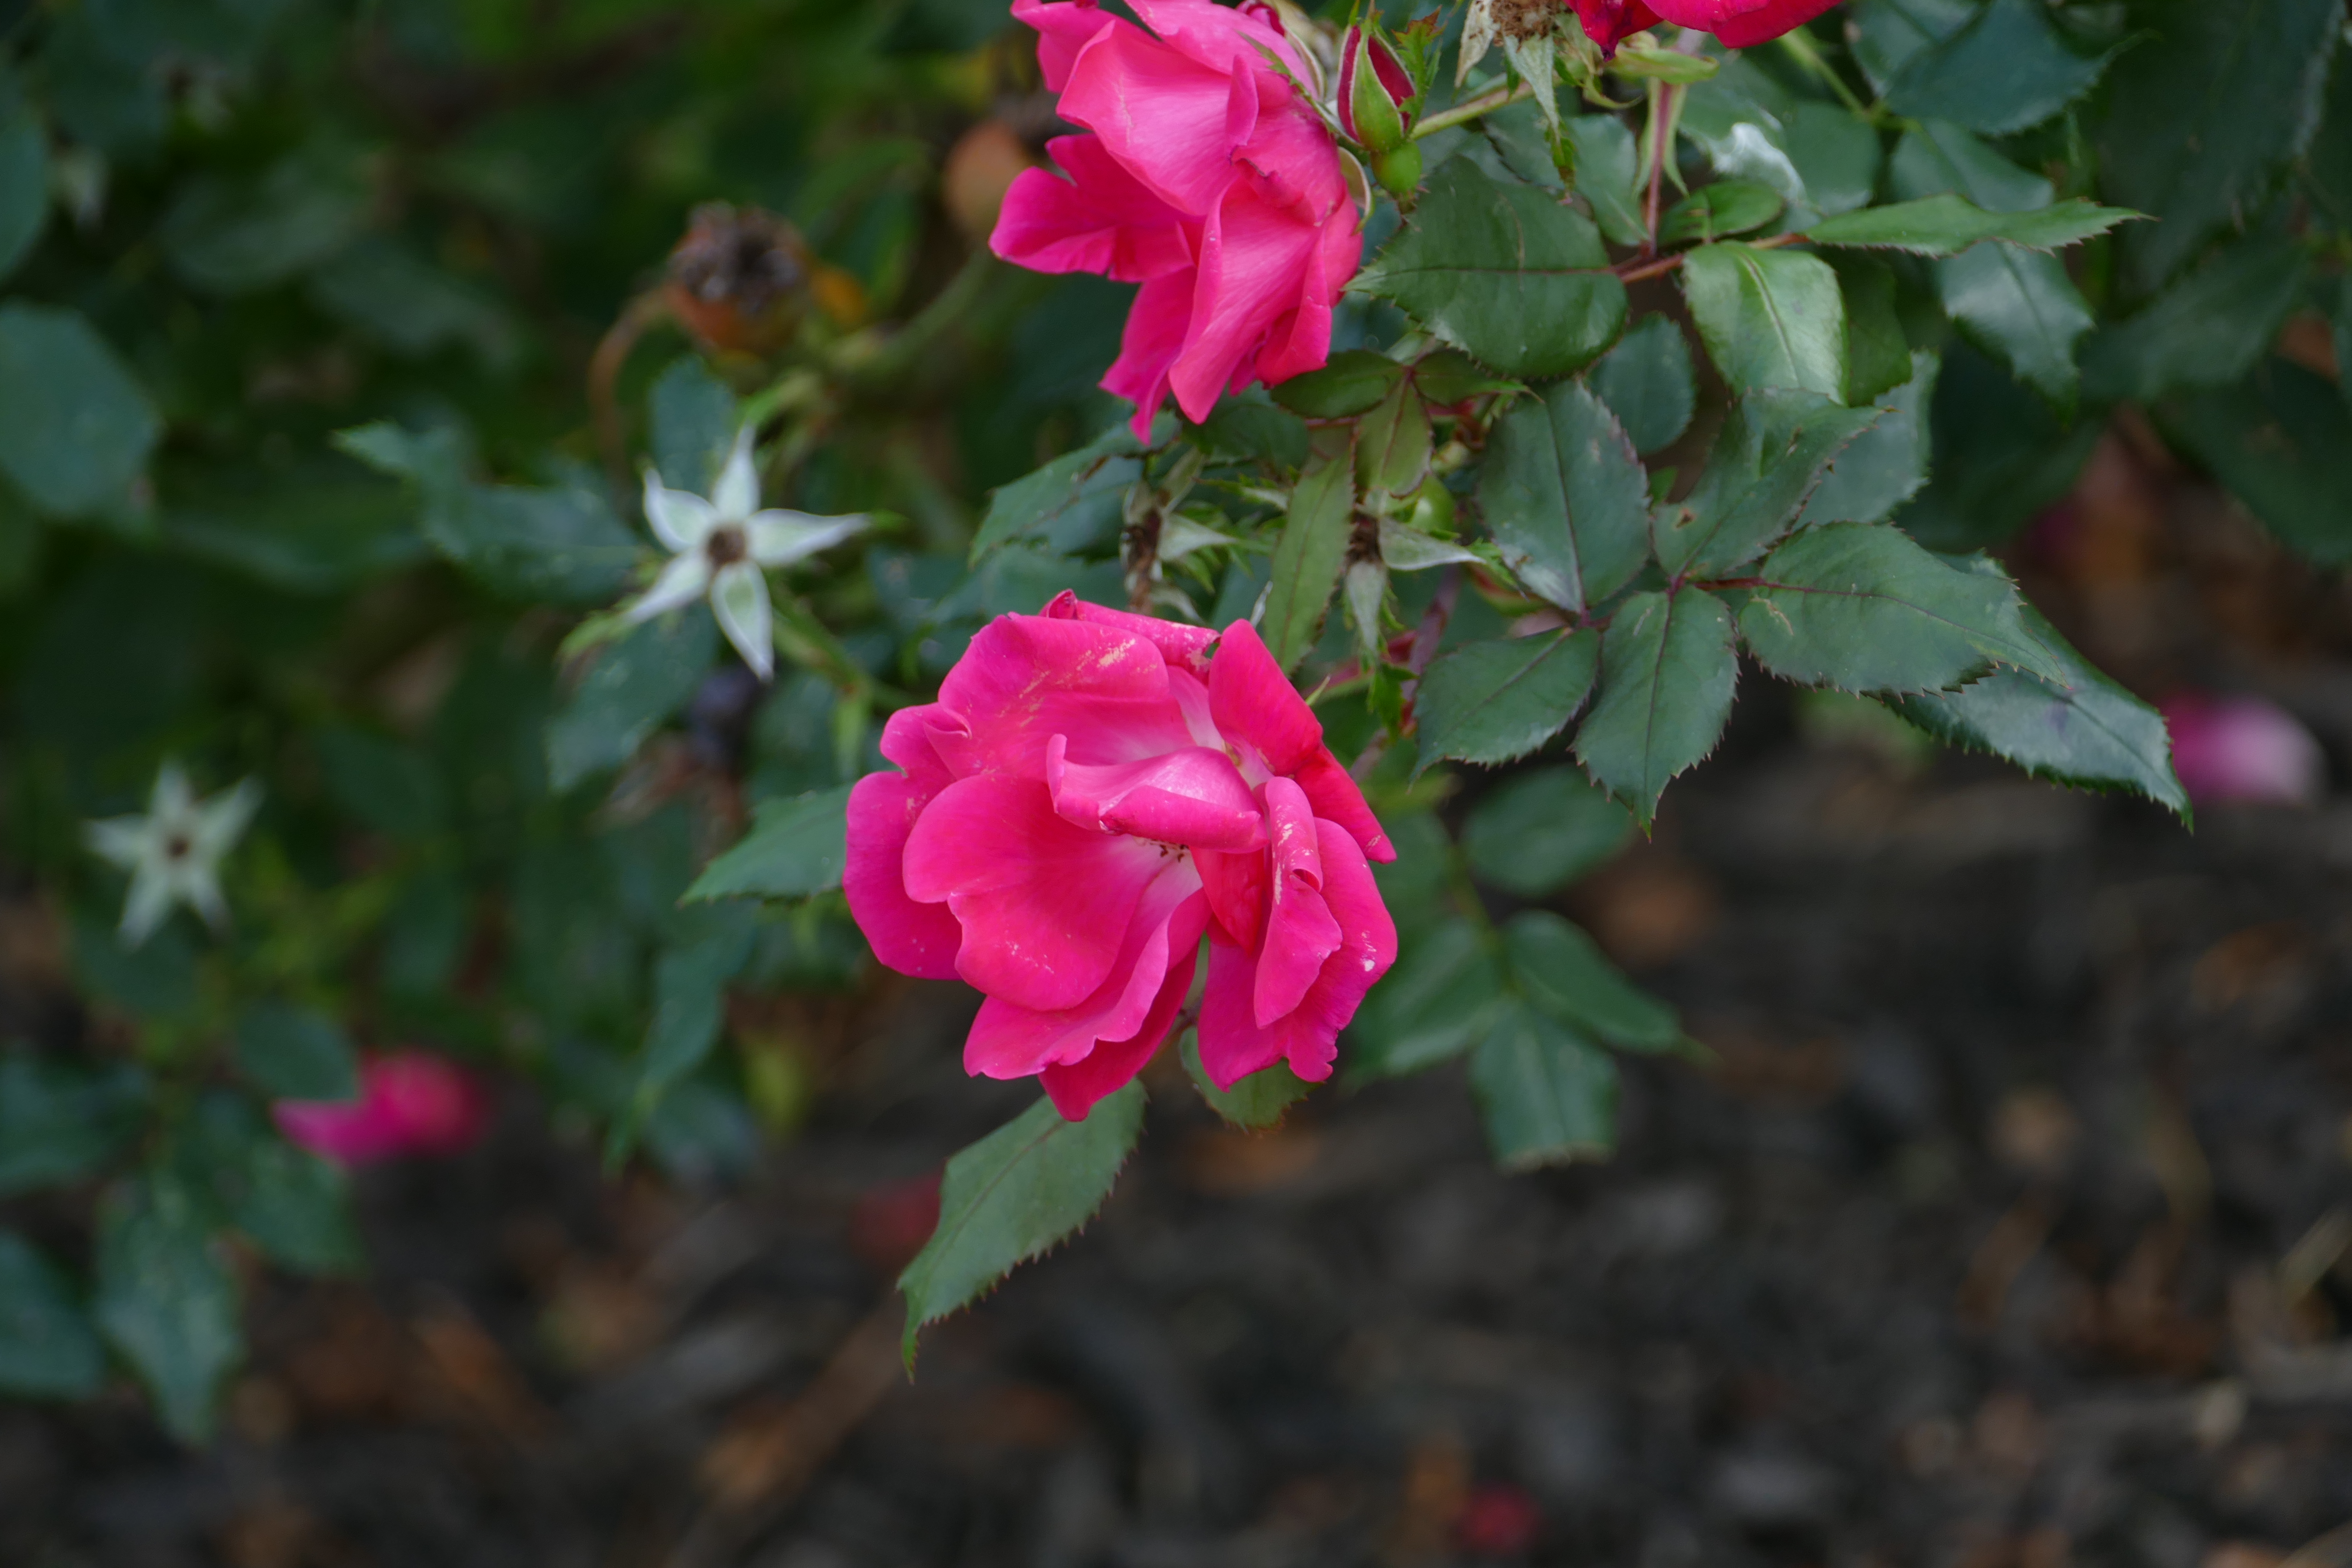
[
  {"x1": 546, "y1": 607, "x2": 719, "y2": 791},
  {"x1": 1573, "y1": 589, "x2": 1738, "y2": 827},
  {"x1": 173, "y1": 1092, "x2": 364, "y2": 1276},
  {"x1": 1734, "y1": 522, "x2": 2061, "y2": 692},
  {"x1": 970, "y1": 420, "x2": 1158, "y2": 560},
  {"x1": 71, "y1": 915, "x2": 201, "y2": 1021},
  {"x1": 1181, "y1": 1032, "x2": 1311, "y2": 1128},
  {"x1": 0, "y1": 71, "x2": 49, "y2": 285},
  {"x1": 2156, "y1": 357, "x2": 2352, "y2": 566},
  {"x1": 315, "y1": 725, "x2": 446, "y2": 840},
  {"x1": 1849, "y1": 0, "x2": 1981, "y2": 91},
  {"x1": 1348, "y1": 919, "x2": 1508, "y2": 1078},
  {"x1": 1357, "y1": 377, "x2": 1433, "y2": 498},
  {"x1": 1883, "y1": 0, "x2": 2119, "y2": 134},
  {"x1": 1412, "y1": 348, "x2": 1522, "y2": 407},
  {"x1": 233, "y1": 1003, "x2": 360, "y2": 1103},
  {"x1": 2080, "y1": 232, "x2": 2308, "y2": 404},
  {"x1": 1589, "y1": 314, "x2": 1696, "y2": 456},
  {"x1": 1678, "y1": 62, "x2": 1879, "y2": 225},
  {"x1": 2095, "y1": 0, "x2": 2341, "y2": 292},
  {"x1": 1413, "y1": 629, "x2": 1599, "y2": 770},
  {"x1": 1192, "y1": 396, "x2": 1311, "y2": 469},
  {"x1": 1898, "y1": 343, "x2": 2102, "y2": 552},
  {"x1": 1806, "y1": 194, "x2": 2136, "y2": 257},
  {"x1": 1271, "y1": 349, "x2": 1409, "y2": 418},
  {"x1": 1801, "y1": 350, "x2": 1941, "y2": 528},
  {"x1": 1890, "y1": 119, "x2": 2057, "y2": 212},
  {"x1": 1480, "y1": 380, "x2": 1649, "y2": 612},
  {"x1": 0, "y1": 1232, "x2": 104, "y2": 1399},
  {"x1": 1502, "y1": 910, "x2": 1683, "y2": 1050},
  {"x1": 1468, "y1": 1000, "x2": 1618, "y2": 1170},
  {"x1": 1831, "y1": 255, "x2": 1914, "y2": 409},
  {"x1": 685, "y1": 784, "x2": 854, "y2": 901},
  {"x1": 1262, "y1": 445, "x2": 1356, "y2": 671},
  {"x1": 898, "y1": 1084, "x2": 1144, "y2": 1361},
  {"x1": 1662, "y1": 181, "x2": 1784, "y2": 247},
  {"x1": 1679, "y1": 243, "x2": 1846, "y2": 401},
  {"x1": 1560, "y1": 113, "x2": 1647, "y2": 247},
  {"x1": 0, "y1": 303, "x2": 162, "y2": 519},
  {"x1": 1371, "y1": 812, "x2": 1457, "y2": 943},
  {"x1": 648, "y1": 356, "x2": 739, "y2": 495},
  {"x1": 1654, "y1": 390, "x2": 1878, "y2": 577},
  {"x1": 159, "y1": 145, "x2": 373, "y2": 295},
  {"x1": 1895, "y1": 600, "x2": 2187, "y2": 817},
  {"x1": 632, "y1": 911, "x2": 759, "y2": 1110},
  {"x1": 1462, "y1": 767, "x2": 1632, "y2": 897},
  {"x1": 306, "y1": 240, "x2": 519, "y2": 368},
  {"x1": 0, "y1": 1051, "x2": 146, "y2": 1196},
  {"x1": 95, "y1": 1174, "x2": 242, "y2": 1443},
  {"x1": 1353, "y1": 157, "x2": 1628, "y2": 380}
]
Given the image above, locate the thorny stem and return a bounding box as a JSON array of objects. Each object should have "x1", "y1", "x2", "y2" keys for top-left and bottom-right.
[
  {"x1": 1412, "y1": 79, "x2": 1536, "y2": 139},
  {"x1": 1639, "y1": 80, "x2": 1684, "y2": 258}
]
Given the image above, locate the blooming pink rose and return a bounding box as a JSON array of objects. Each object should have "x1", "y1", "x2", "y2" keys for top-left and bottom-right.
[
  {"x1": 989, "y1": 0, "x2": 1363, "y2": 440},
  {"x1": 845, "y1": 593, "x2": 1398, "y2": 1119},
  {"x1": 2160, "y1": 692, "x2": 2326, "y2": 807},
  {"x1": 1644, "y1": 0, "x2": 1840, "y2": 48},
  {"x1": 275, "y1": 1050, "x2": 491, "y2": 1165}
]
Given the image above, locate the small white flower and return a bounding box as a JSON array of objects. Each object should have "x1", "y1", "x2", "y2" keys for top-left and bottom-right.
[
  {"x1": 84, "y1": 763, "x2": 262, "y2": 948},
  {"x1": 625, "y1": 427, "x2": 867, "y2": 681}
]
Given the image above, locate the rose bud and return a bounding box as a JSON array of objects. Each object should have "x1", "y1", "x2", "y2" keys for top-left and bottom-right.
[{"x1": 1338, "y1": 23, "x2": 1416, "y2": 154}]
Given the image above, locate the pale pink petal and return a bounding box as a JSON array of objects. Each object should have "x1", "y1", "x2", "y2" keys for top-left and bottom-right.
[
  {"x1": 1058, "y1": 23, "x2": 1245, "y2": 217},
  {"x1": 1039, "y1": 891, "x2": 1209, "y2": 1119},
  {"x1": 931, "y1": 612, "x2": 1196, "y2": 779},
  {"x1": 1013, "y1": 0, "x2": 1124, "y2": 91},
  {"x1": 1047, "y1": 733, "x2": 1267, "y2": 851},
  {"x1": 903, "y1": 775, "x2": 1167, "y2": 1011},
  {"x1": 965, "y1": 864, "x2": 1201, "y2": 1080},
  {"x1": 1042, "y1": 589, "x2": 1216, "y2": 677},
  {"x1": 989, "y1": 136, "x2": 1196, "y2": 282},
  {"x1": 845, "y1": 772, "x2": 964, "y2": 981},
  {"x1": 1167, "y1": 178, "x2": 1326, "y2": 424},
  {"x1": 1103, "y1": 270, "x2": 1195, "y2": 441},
  {"x1": 1253, "y1": 778, "x2": 1341, "y2": 1026}
]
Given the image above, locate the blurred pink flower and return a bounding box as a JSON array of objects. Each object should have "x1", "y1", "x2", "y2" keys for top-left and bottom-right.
[
  {"x1": 2160, "y1": 692, "x2": 2326, "y2": 807},
  {"x1": 845, "y1": 593, "x2": 1397, "y2": 1120},
  {"x1": 989, "y1": 0, "x2": 1361, "y2": 439},
  {"x1": 276, "y1": 1050, "x2": 491, "y2": 1165}
]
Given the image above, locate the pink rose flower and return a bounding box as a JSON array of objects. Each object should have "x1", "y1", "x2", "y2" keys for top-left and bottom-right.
[
  {"x1": 845, "y1": 593, "x2": 1399, "y2": 1119},
  {"x1": 275, "y1": 1050, "x2": 492, "y2": 1165},
  {"x1": 2160, "y1": 692, "x2": 2326, "y2": 807},
  {"x1": 1642, "y1": 0, "x2": 1841, "y2": 48},
  {"x1": 989, "y1": 0, "x2": 1363, "y2": 440}
]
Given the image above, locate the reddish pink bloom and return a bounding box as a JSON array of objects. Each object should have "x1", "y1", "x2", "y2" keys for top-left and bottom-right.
[
  {"x1": 1575, "y1": 0, "x2": 1666, "y2": 52},
  {"x1": 2160, "y1": 692, "x2": 2326, "y2": 807},
  {"x1": 275, "y1": 1050, "x2": 491, "y2": 1165},
  {"x1": 845, "y1": 593, "x2": 1398, "y2": 1120},
  {"x1": 989, "y1": 0, "x2": 1363, "y2": 440},
  {"x1": 1645, "y1": 0, "x2": 1839, "y2": 48}
]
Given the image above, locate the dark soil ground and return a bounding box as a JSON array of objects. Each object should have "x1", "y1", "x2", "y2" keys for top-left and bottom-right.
[{"x1": 6, "y1": 430, "x2": 2352, "y2": 1568}]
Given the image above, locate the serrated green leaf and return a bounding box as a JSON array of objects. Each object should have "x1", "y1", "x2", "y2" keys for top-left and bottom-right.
[
  {"x1": 685, "y1": 784, "x2": 854, "y2": 901},
  {"x1": 2080, "y1": 232, "x2": 2308, "y2": 404},
  {"x1": 1462, "y1": 768, "x2": 1632, "y2": 897},
  {"x1": 1271, "y1": 349, "x2": 1409, "y2": 418},
  {"x1": 1414, "y1": 629, "x2": 1599, "y2": 770},
  {"x1": 1181, "y1": 1032, "x2": 1311, "y2": 1128},
  {"x1": 1502, "y1": 910, "x2": 1682, "y2": 1050},
  {"x1": 1589, "y1": 314, "x2": 1697, "y2": 456},
  {"x1": 1898, "y1": 343, "x2": 2102, "y2": 553},
  {"x1": 1354, "y1": 157, "x2": 1628, "y2": 380},
  {"x1": 1412, "y1": 348, "x2": 1521, "y2": 407},
  {"x1": 1561, "y1": 113, "x2": 1647, "y2": 247},
  {"x1": 1469, "y1": 999, "x2": 1618, "y2": 1170},
  {"x1": 898, "y1": 1084, "x2": 1144, "y2": 1361},
  {"x1": 0, "y1": 1231, "x2": 104, "y2": 1400},
  {"x1": 1801, "y1": 350, "x2": 1940, "y2": 528},
  {"x1": 1263, "y1": 446, "x2": 1355, "y2": 671},
  {"x1": 1192, "y1": 396, "x2": 1311, "y2": 468},
  {"x1": 1883, "y1": 0, "x2": 2119, "y2": 135},
  {"x1": 2156, "y1": 357, "x2": 2352, "y2": 566},
  {"x1": 970, "y1": 419, "x2": 1161, "y2": 561},
  {"x1": 634, "y1": 912, "x2": 759, "y2": 1106},
  {"x1": 1806, "y1": 193, "x2": 2137, "y2": 256},
  {"x1": 2095, "y1": 0, "x2": 2341, "y2": 291},
  {"x1": 1357, "y1": 377, "x2": 1433, "y2": 498},
  {"x1": 1662, "y1": 181, "x2": 1784, "y2": 247},
  {"x1": 1894, "y1": 602, "x2": 2187, "y2": 817},
  {"x1": 0, "y1": 303, "x2": 161, "y2": 519},
  {"x1": 546, "y1": 608, "x2": 719, "y2": 791},
  {"x1": 1849, "y1": 0, "x2": 1981, "y2": 92},
  {"x1": 1348, "y1": 918, "x2": 1507, "y2": 1078},
  {"x1": 1680, "y1": 243, "x2": 1845, "y2": 401},
  {"x1": 0, "y1": 1051, "x2": 147, "y2": 1197},
  {"x1": 234, "y1": 1003, "x2": 360, "y2": 1103},
  {"x1": 1654, "y1": 390, "x2": 1878, "y2": 577},
  {"x1": 1831, "y1": 255, "x2": 1914, "y2": 408},
  {"x1": 96, "y1": 1173, "x2": 242, "y2": 1443},
  {"x1": 1735, "y1": 522, "x2": 2061, "y2": 692},
  {"x1": 225, "y1": 1138, "x2": 364, "y2": 1277},
  {"x1": 1573, "y1": 589, "x2": 1737, "y2": 827},
  {"x1": 1480, "y1": 381, "x2": 1649, "y2": 612}
]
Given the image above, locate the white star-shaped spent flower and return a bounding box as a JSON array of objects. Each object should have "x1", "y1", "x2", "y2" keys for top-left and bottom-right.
[
  {"x1": 625, "y1": 427, "x2": 867, "y2": 680},
  {"x1": 84, "y1": 762, "x2": 263, "y2": 948}
]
